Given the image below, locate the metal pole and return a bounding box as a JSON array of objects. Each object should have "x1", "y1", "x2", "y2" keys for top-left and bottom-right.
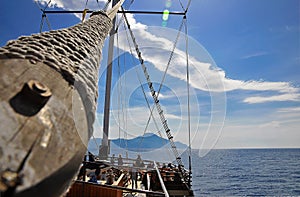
[
  {"x1": 154, "y1": 162, "x2": 169, "y2": 197},
  {"x1": 43, "y1": 10, "x2": 186, "y2": 15}
]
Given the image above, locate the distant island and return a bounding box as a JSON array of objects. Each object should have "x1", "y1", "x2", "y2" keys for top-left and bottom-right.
[{"x1": 88, "y1": 133, "x2": 188, "y2": 154}]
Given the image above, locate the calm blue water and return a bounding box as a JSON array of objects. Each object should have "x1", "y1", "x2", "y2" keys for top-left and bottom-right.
[{"x1": 188, "y1": 149, "x2": 300, "y2": 196}]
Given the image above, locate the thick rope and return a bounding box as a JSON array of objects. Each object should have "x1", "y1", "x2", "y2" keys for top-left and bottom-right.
[{"x1": 0, "y1": 12, "x2": 112, "y2": 137}]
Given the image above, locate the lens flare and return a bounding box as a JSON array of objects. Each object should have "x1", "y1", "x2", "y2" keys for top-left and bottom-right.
[
  {"x1": 165, "y1": 0, "x2": 172, "y2": 8},
  {"x1": 162, "y1": 9, "x2": 170, "y2": 21}
]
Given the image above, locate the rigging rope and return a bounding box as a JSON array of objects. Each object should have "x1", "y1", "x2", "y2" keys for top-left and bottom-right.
[
  {"x1": 122, "y1": 21, "x2": 173, "y2": 158},
  {"x1": 91, "y1": 134, "x2": 99, "y2": 154},
  {"x1": 135, "y1": 73, "x2": 173, "y2": 160},
  {"x1": 178, "y1": 0, "x2": 192, "y2": 13},
  {"x1": 39, "y1": 14, "x2": 46, "y2": 33},
  {"x1": 116, "y1": 21, "x2": 129, "y2": 153},
  {"x1": 44, "y1": 14, "x2": 52, "y2": 30},
  {"x1": 185, "y1": 0, "x2": 192, "y2": 13},
  {"x1": 115, "y1": 1, "x2": 137, "y2": 144},
  {"x1": 158, "y1": 18, "x2": 184, "y2": 97},
  {"x1": 36, "y1": 0, "x2": 52, "y2": 32},
  {"x1": 142, "y1": 18, "x2": 185, "y2": 139},
  {"x1": 81, "y1": 0, "x2": 90, "y2": 22},
  {"x1": 114, "y1": 0, "x2": 136, "y2": 33},
  {"x1": 121, "y1": 6, "x2": 185, "y2": 170},
  {"x1": 116, "y1": 20, "x2": 122, "y2": 150},
  {"x1": 178, "y1": 0, "x2": 185, "y2": 12},
  {"x1": 84, "y1": 0, "x2": 89, "y2": 10},
  {"x1": 103, "y1": 0, "x2": 112, "y2": 11},
  {"x1": 135, "y1": 71, "x2": 167, "y2": 148},
  {"x1": 184, "y1": 14, "x2": 192, "y2": 187},
  {"x1": 122, "y1": 24, "x2": 129, "y2": 152},
  {"x1": 95, "y1": 0, "x2": 101, "y2": 9},
  {"x1": 82, "y1": 9, "x2": 89, "y2": 23}
]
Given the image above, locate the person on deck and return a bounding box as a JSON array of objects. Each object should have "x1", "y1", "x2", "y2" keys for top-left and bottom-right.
[
  {"x1": 100, "y1": 170, "x2": 106, "y2": 181},
  {"x1": 110, "y1": 154, "x2": 115, "y2": 164},
  {"x1": 88, "y1": 172, "x2": 98, "y2": 183},
  {"x1": 134, "y1": 155, "x2": 144, "y2": 167},
  {"x1": 118, "y1": 154, "x2": 123, "y2": 166},
  {"x1": 106, "y1": 169, "x2": 115, "y2": 185},
  {"x1": 88, "y1": 152, "x2": 95, "y2": 162},
  {"x1": 147, "y1": 162, "x2": 154, "y2": 168},
  {"x1": 77, "y1": 164, "x2": 86, "y2": 181},
  {"x1": 130, "y1": 168, "x2": 138, "y2": 189}
]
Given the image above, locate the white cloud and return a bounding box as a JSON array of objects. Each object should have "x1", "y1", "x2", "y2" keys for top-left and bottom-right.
[
  {"x1": 274, "y1": 107, "x2": 300, "y2": 123},
  {"x1": 216, "y1": 122, "x2": 300, "y2": 149},
  {"x1": 121, "y1": 12, "x2": 147, "y2": 30},
  {"x1": 35, "y1": 0, "x2": 107, "y2": 18},
  {"x1": 165, "y1": 113, "x2": 182, "y2": 120},
  {"x1": 116, "y1": 27, "x2": 299, "y2": 102},
  {"x1": 258, "y1": 120, "x2": 281, "y2": 128},
  {"x1": 277, "y1": 107, "x2": 300, "y2": 113},
  {"x1": 35, "y1": 0, "x2": 107, "y2": 9},
  {"x1": 241, "y1": 51, "x2": 268, "y2": 59},
  {"x1": 36, "y1": 0, "x2": 300, "y2": 104},
  {"x1": 240, "y1": 80, "x2": 298, "y2": 93},
  {"x1": 243, "y1": 93, "x2": 300, "y2": 104},
  {"x1": 216, "y1": 104, "x2": 300, "y2": 148}
]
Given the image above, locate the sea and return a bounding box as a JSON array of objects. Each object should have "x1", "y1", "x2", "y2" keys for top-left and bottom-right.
[
  {"x1": 188, "y1": 149, "x2": 300, "y2": 196},
  {"x1": 88, "y1": 140, "x2": 299, "y2": 196}
]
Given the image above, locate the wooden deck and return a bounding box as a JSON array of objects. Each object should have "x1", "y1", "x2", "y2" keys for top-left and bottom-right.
[
  {"x1": 65, "y1": 181, "x2": 123, "y2": 197},
  {"x1": 65, "y1": 180, "x2": 166, "y2": 197}
]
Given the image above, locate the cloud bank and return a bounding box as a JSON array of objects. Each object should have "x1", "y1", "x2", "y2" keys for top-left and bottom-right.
[{"x1": 35, "y1": 0, "x2": 300, "y2": 105}]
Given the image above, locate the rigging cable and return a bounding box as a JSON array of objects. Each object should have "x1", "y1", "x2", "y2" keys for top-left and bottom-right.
[
  {"x1": 135, "y1": 72, "x2": 173, "y2": 161},
  {"x1": 95, "y1": 0, "x2": 101, "y2": 9},
  {"x1": 44, "y1": 13, "x2": 52, "y2": 30},
  {"x1": 178, "y1": 0, "x2": 185, "y2": 12},
  {"x1": 81, "y1": 0, "x2": 89, "y2": 22},
  {"x1": 114, "y1": 0, "x2": 136, "y2": 32},
  {"x1": 122, "y1": 21, "x2": 173, "y2": 159},
  {"x1": 185, "y1": 0, "x2": 192, "y2": 13},
  {"x1": 91, "y1": 134, "x2": 100, "y2": 155},
  {"x1": 84, "y1": 0, "x2": 89, "y2": 10},
  {"x1": 122, "y1": 23, "x2": 129, "y2": 153},
  {"x1": 39, "y1": 13, "x2": 46, "y2": 33},
  {"x1": 113, "y1": 0, "x2": 136, "y2": 147},
  {"x1": 116, "y1": 20, "x2": 122, "y2": 151},
  {"x1": 178, "y1": 0, "x2": 191, "y2": 13},
  {"x1": 102, "y1": 0, "x2": 135, "y2": 154},
  {"x1": 36, "y1": 0, "x2": 52, "y2": 32},
  {"x1": 158, "y1": 18, "x2": 184, "y2": 97},
  {"x1": 185, "y1": 0, "x2": 192, "y2": 189},
  {"x1": 142, "y1": 18, "x2": 185, "y2": 139},
  {"x1": 121, "y1": 6, "x2": 186, "y2": 172},
  {"x1": 116, "y1": 20, "x2": 129, "y2": 154},
  {"x1": 121, "y1": 19, "x2": 156, "y2": 141},
  {"x1": 103, "y1": 0, "x2": 112, "y2": 11},
  {"x1": 184, "y1": 14, "x2": 192, "y2": 188},
  {"x1": 135, "y1": 70, "x2": 168, "y2": 151}
]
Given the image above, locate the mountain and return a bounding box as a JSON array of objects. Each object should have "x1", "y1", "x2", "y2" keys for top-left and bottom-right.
[{"x1": 88, "y1": 133, "x2": 188, "y2": 153}]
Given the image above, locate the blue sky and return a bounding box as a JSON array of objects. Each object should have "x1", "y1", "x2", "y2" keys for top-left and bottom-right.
[{"x1": 1, "y1": 0, "x2": 299, "y2": 150}]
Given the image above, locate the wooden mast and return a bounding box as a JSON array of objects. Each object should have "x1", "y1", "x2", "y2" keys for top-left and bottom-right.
[
  {"x1": 99, "y1": 0, "x2": 120, "y2": 160},
  {"x1": 0, "y1": 1, "x2": 123, "y2": 196}
]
